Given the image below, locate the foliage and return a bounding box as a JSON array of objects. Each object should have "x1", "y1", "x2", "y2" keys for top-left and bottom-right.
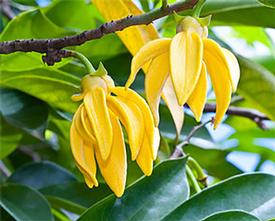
[{"x1": 0, "y1": 0, "x2": 274, "y2": 220}]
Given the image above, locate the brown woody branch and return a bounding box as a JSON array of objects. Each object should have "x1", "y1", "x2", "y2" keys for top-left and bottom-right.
[
  {"x1": 203, "y1": 103, "x2": 270, "y2": 129},
  {"x1": 0, "y1": 0, "x2": 198, "y2": 55}
]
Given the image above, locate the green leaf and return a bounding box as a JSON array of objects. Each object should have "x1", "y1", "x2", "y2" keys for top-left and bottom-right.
[
  {"x1": 78, "y1": 157, "x2": 189, "y2": 221},
  {"x1": 0, "y1": 68, "x2": 80, "y2": 112},
  {"x1": 0, "y1": 117, "x2": 22, "y2": 159},
  {"x1": 257, "y1": 0, "x2": 275, "y2": 8},
  {"x1": 42, "y1": 0, "x2": 100, "y2": 31},
  {"x1": 40, "y1": 182, "x2": 112, "y2": 214},
  {"x1": 201, "y1": 1, "x2": 275, "y2": 27},
  {"x1": 0, "y1": 88, "x2": 48, "y2": 138},
  {"x1": 231, "y1": 26, "x2": 274, "y2": 50},
  {"x1": 162, "y1": 173, "x2": 275, "y2": 221},
  {"x1": 0, "y1": 183, "x2": 54, "y2": 221},
  {"x1": 202, "y1": 210, "x2": 261, "y2": 221},
  {"x1": 237, "y1": 56, "x2": 275, "y2": 120},
  {"x1": 0, "y1": 9, "x2": 72, "y2": 41},
  {"x1": 7, "y1": 161, "x2": 76, "y2": 189},
  {"x1": 0, "y1": 9, "x2": 72, "y2": 71}
]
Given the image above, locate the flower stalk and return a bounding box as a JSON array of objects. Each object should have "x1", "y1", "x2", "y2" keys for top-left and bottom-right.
[{"x1": 71, "y1": 51, "x2": 95, "y2": 74}]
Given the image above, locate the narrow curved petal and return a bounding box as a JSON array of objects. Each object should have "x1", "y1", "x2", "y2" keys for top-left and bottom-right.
[
  {"x1": 84, "y1": 88, "x2": 113, "y2": 161},
  {"x1": 145, "y1": 52, "x2": 170, "y2": 126},
  {"x1": 126, "y1": 39, "x2": 171, "y2": 88},
  {"x1": 107, "y1": 96, "x2": 144, "y2": 160},
  {"x1": 203, "y1": 39, "x2": 232, "y2": 128},
  {"x1": 92, "y1": 0, "x2": 158, "y2": 56},
  {"x1": 136, "y1": 134, "x2": 153, "y2": 176},
  {"x1": 95, "y1": 110, "x2": 127, "y2": 197},
  {"x1": 162, "y1": 77, "x2": 184, "y2": 136},
  {"x1": 170, "y1": 31, "x2": 203, "y2": 106},
  {"x1": 187, "y1": 62, "x2": 208, "y2": 122},
  {"x1": 80, "y1": 106, "x2": 96, "y2": 143},
  {"x1": 74, "y1": 105, "x2": 92, "y2": 142},
  {"x1": 222, "y1": 48, "x2": 240, "y2": 92},
  {"x1": 70, "y1": 115, "x2": 98, "y2": 187},
  {"x1": 110, "y1": 87, "x2": 155, "y2": 157}
]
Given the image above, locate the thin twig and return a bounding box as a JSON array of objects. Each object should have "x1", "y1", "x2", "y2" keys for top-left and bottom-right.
[
  {"x1": 170, "y1": 119, "x2": 213, "y2": 159},
  {"x1": 0, "y1": 0, "x2": 198, "y2": 55},
  {"x1": 203, "y1": 103, "x2": 270, "y2": 129}
]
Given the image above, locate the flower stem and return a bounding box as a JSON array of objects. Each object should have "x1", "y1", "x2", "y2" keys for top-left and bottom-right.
[
  {"x1": 193, "y1": 0, "x2": 206, "y2": 17},
  {"x1": 71, "y1": 51, "x2": 95, "y2": 74},
  {"x1": 186, "y1": 165, "x2": 201, "y2": 193},
  {"x1": 187, "y1": 157, "x2": 207, "y2": 187}
]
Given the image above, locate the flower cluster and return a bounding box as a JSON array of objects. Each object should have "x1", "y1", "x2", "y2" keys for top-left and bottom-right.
[
  {"x1": 126, "y1": 16, "x2": 240, "y2": 128},
  {"x1": 70, "y1": 16, "x2": 240, "y2": 197},
  {"x1": 70, "y1": 65, "x2": 159, "y2": 197}
]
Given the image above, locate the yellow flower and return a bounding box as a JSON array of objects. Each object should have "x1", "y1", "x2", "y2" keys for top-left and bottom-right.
[
  {"x1": 93, "y1": 0, "x2": 184, "y2": 138},
  {"x1": 126, "y1": 16, "x2": 240, "y2": 129},
  {"x1": 70, "y1": 65, "x2": 160, "y2": 197}
]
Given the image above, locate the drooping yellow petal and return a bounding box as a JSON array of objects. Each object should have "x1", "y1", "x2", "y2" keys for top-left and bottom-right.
[
  {"x1": 95, "y1": 110, "x2": 127, "y2": 197},
  {"x1": 136, "y1": 134, "x2": 153, "y2": 176},
  {"x1": 107, "y1": 95, "x2": 144, "y2": 160},
  {"x1": 170, "y1": 31, "x2": 203, "y2": 106},
  {"x1": 145, "y1": 52, "x2": 170, "y2": 126},
  {"x1": 74, "y1": 105, "x2": 92, "y2": 143},
  {"x1": 92, "y1": 0, "x2": 158, "y2": 56},
  {"x1": 222, "y1": 48, "x2": 240, "y2": 92},
  {"x1": 80, "y1": 106, "x2": 96, "y2": 143},
  {"x1": 126, "y1": 39, "x2": 171, "y2": 87},
  {"x1": 70, "y1": 114, "x2": 98, "y2": 187},
  {"x1": 83, "y1": 88, "x2": 113, "y2": 160},
  {"x1": 203, "y1": 39, "x2": 232, "y2": 128},
  {"x1": 162, "y1": 77, "x2": 184, "y2": 136},
  {"x1": 110, "y1": 87, "x2": 155, "y2": 157},
  {"x1": 187, "y1": 62, "x2": 208, "y2": 122}
]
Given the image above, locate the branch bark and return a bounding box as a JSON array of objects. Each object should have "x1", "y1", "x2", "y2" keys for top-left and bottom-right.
[
  {"x1": 0, "y1": 0, "x2": 198, "y2": 54},
  {"x1": 203, "y1": 103, "x2": 270, "y2": 129}
]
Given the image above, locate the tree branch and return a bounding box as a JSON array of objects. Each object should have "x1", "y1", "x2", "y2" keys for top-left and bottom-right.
[
  {"x1": 0, "y1": 0, "x2": 198, "y2": 54},
  {"x1": 203, "y1": 103, "x2": 270, "y2": 129}
]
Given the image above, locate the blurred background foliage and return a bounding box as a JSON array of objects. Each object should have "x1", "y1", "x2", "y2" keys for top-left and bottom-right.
[{"x1": 0, "y1": 0, "x2": 275, "y2": 220}]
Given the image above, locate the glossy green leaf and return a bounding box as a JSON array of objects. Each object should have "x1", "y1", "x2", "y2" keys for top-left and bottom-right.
[
  {"x1": 162, "y1": 173, "x2": 275, "y2": 221},
  {"x1": 201, "y1": 1, "x2": 275, "y2": 27},
  {"x1": 231, "y1": 26, "x2": 274, "y2": 50},
  {"x1": 0, "y1": 9, "x2": 72, "y2": 41},
  {"x1": 257, "y1": 0, "x2": 275, "y2": 8},
  {"x1": 78, "y1": 157, "x2": 189, "y2": 221},
  {"x1": 7, "y1": 161, "x2": 76, "y2": 189},
  {"x1": 0, "y1": 68, "x2": 80, "y2": 112},
  {"x1": 0, "y1": 9, "x2": 72, "y2": 71},
  {"x1": 0, "y1": 117, "x2": 22, "y2": 159},
  {"x1": 43, "y1": 0, "x2": 100, "y2": 31},
  {"x1": 40, "y1": 182, "x2": 112, "y2": 214},
  {"x1": 0, "y1": 88, "x2": 48, "y2": 137},
  {"x1": 202, "y1": 210, "x2": 261, "y2": 221},
  {"x1": 0, "y1": 183, "x2": 54, "y2": 221},
  {"x1": 237, "y1": 56, "x2": 275, "y2": 120}
]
